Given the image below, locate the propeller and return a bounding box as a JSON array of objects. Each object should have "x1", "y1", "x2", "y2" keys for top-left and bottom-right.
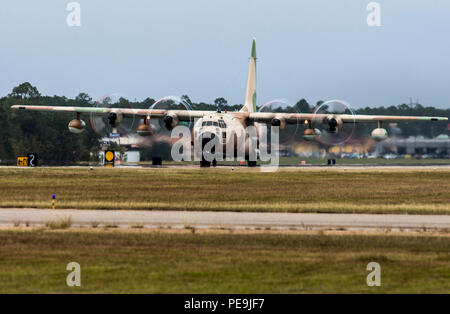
[
  {"x1": 310, "y1": 99, "x2": 356, "y2": 146},
  {"x1": 257, "y1": 99, "x2": 302, "y2": 146},
  {"x1": 89, "y1": 94, "x2": 136, "y2": 139},
  {"x1": 145, "y1": 96, "x2": 194, "y2": 144}
]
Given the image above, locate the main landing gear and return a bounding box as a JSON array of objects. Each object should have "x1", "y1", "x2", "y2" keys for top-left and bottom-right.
[
  {"x1": 200, "y1": 159, "x2": 217, "y2": 168},
  {"x1": 199, "y1": 159, "x2": 256, "y2": 167}
]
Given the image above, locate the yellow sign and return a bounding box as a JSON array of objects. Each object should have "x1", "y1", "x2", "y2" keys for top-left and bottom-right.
[
  {"x1": 104, "y1": 164, "x2": 114, "y2": 168},
  {"x1": 17, "y1": 157, "x2": 28, "y2": 167},
  {"x1": 105, "y1": 151, "x2": 114, "y2": 162}
]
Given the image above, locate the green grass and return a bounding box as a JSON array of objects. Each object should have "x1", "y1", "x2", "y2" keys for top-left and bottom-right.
[
  {"x1": 0, "y1": 167, "x2": 449, "y2": 214},
  {"x1": 0, "y1": 229, "x2": 448, "y2": 293}
]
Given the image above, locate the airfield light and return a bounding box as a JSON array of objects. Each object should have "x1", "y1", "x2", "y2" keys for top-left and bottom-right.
[{"x1": 51, "y1": 194, "x2": 56, "y2": 210}]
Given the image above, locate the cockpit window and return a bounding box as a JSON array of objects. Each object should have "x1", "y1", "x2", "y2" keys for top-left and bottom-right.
[{"x1": 202, "y1": 120, "x2": 225, "y2": 128}]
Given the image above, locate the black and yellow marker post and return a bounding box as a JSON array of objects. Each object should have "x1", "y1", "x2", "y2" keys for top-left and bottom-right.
[
  {"x1": 104, "y1": 150, "x2": 115, "y2": 167},
  {"x1": 51, "y1": 194, "x2": 56, "y2": 210}
]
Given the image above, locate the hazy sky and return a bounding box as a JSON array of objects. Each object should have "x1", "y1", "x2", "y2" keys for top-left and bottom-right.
[{"x1": 1, "y1": 0, "x2": 450, "y2": 108}]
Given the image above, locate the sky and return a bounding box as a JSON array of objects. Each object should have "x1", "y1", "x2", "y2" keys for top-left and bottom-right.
[{"x1": 1, "y1": 0, "x2": 450, "y2": 109}]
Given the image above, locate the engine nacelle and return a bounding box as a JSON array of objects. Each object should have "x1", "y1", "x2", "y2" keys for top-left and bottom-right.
[
  {"x1": 107, "y1": 110, "x2": 123, "y2": 127},
  {"x1": 326, "y1": 115, "x2": 343, "y2": 133},
  {"x1": 371, "y1": 128, "x2": 388, "y2": 141},
  {"x1": 164, "y1": 113, "x2": 179, "y2": 130},
  {"x1": 68, "y1": 119, "x2": 86, "y2": 134},
  {"x1": 271, "y1": 117, "x2": 286, "y2": 131},
  {"x1": 302, "y1": 128, "x2": 321, "y2": 141}
]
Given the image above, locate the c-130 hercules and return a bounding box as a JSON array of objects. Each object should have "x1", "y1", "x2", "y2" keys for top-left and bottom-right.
[{"x1": 12, "y1": 39, "x2": 448, "y2": 167}]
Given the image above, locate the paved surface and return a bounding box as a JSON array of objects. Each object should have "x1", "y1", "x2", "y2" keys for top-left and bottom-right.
[
  {"x1": 2, "y1": 165, "x2": 450, "y2": 170},
  {"x1": 0, "y1": 209, "x2": 449, "y2": 230}
]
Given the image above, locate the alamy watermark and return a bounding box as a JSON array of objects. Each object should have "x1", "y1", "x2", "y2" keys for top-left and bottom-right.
[
  {"x1": 66, "y1": 2, "x2": 81, "y2": 27},
  {"x1": 366, "y1": 2, "x2": 381, "y2": 27},
  {"x1": 66, "y1": 262, "x2": 81, "y2": 287},
  {"x1": 366, "y1": 262, "x2": 381, "y2": 287}
]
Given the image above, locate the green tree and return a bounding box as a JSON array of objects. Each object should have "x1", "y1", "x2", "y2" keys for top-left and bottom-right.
[
  {"x1": 8, "y1": 82, "x2": 41, "y2": 99},
  {"x1": 75, "y1": 92, "x2": 92, "y2": 105},
  {"x1": 214, "y1": 97, "x2": 228, "y2": 108},
  {"x1": 181, "y1": 95, "x2": 192, "y2": 106},
  {"x1": 294, "y1": 98, "x2": 311, "y2": 113}
]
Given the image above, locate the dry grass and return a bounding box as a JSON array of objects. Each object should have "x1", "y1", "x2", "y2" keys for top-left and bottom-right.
[
  {"x1": 0, "y1": 167, "x2": 449, "y2": 214},
  {"x1": 45, "y1": 217, "x2": 72, "y2": 230},
  {"x1": 0, "y1": 229, "x2": 448, "y2": 293}
]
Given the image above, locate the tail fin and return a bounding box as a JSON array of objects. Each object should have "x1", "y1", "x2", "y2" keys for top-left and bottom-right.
[{"x1": 241, "y1": 38, "x2": 257, "y2": 113}]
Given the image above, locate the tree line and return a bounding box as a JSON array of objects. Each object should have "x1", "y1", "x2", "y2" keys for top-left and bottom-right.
[{"x1": 0, "y1": 82, "x2": 448, "y2": 164}]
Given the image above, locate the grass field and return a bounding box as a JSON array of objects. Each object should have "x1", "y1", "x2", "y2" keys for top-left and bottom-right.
[
  {"x1": 276, "y1": 157, "x2": 450, "y2": 165},
  {"x1": 0, "y1": 229, "x2": 448, "y2": 293},
  {"x1": 0, "y1": 167, "x2": 449, "y2": 214},
  {"x1": 154, "y1": 157, "x2": 450, "y2": 166}
]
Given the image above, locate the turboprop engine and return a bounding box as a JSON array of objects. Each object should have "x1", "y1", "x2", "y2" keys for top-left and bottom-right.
[
  {"x1": 371, "y1": 128, "x2": 388, "y2": 141},
  {"x1": 107, "y1": 110, "x2": 123, "y2": 127},
  {"x1": 325, "y1": 115, "x2": 343, "y2": 133},
  {"x1": 163, "y1": 112, "x2": 179, "y2": 131},
  {"x1": 271, "y1": 116, "x2": 286, "y2": 131}
]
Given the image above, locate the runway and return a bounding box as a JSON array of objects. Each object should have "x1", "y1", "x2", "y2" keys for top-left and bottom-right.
[
  {"x1": 2, "y1": 164, "x2": 450, "y2": 170},
  {"x1": 1, "y1": 209, "x2": 449, "y2": 231}
]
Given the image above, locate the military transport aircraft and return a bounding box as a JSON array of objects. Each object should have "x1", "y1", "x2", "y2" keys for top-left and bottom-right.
[{"x1": 12, "y1": 38, "x2": 448, "y2": 167}]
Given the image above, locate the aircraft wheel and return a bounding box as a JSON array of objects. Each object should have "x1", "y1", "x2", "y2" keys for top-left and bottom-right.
[{"x1": 200, "y1": 160, "x2": 211, "y2": 168}]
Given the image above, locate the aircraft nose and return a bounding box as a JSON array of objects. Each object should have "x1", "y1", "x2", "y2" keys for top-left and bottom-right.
[
  {"x1": 201, "y1": 128, "x2": 220, "y2": 137},
  {"x1": 201, "y1": 132, "x2": 216, "y2": 143}
]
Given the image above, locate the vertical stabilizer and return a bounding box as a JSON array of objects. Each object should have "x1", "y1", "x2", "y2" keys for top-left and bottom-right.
[{"x1": 241, "y1": 38, "x2": 257, "y2": 112}]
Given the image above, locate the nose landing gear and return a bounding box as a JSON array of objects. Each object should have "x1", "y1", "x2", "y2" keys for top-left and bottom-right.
[{"x1": 200, "y1": 134, "x2": 217, "y2": 168}]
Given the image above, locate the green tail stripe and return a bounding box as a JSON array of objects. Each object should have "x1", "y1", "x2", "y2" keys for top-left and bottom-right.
[{"x1": 251, "y1": 39, "x2": 256, "y2": 59}]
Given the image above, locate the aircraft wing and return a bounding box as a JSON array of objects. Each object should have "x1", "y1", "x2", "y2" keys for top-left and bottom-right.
[
  {"x1": 248, "y1": 112, "x2": 448, "y2": 124},
  {"x1": 11, "y1": 105, "x2": 448, "y2": 123},
  {"x1": 11, "y1": 105, "x2": 212, "y2": 121}
]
